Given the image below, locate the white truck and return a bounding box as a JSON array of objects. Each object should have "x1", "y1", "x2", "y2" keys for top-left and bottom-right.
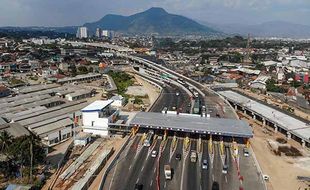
[{"x1": 164, "y1": 165, "x2": 172, "y2": 180}]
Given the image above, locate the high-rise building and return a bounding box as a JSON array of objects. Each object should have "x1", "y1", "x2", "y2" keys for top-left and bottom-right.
[
  {"x1": 96, "y1": 28, "x2": 102, "y2": 38},
  {"x1": 76, "y1": 27, "x2": 88, "y2": 39},
  {"x1": 101, "y1": 30, "x2": 109, "y2": 38},
  {"x1": 101, "y1": 30, "x2": 114, "y2": 39}
]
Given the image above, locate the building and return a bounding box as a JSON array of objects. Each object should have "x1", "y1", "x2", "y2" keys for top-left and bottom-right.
[
  {"x1": 65, "y1": 89, "x2": 92, "y2": 101},
  {"x1": 101, "y1": 30, "x2": 113, "y2": 39},
  {"x1": 0, "y1": 122, "x2": 30, "y2": 138},
  {"x1": 249, "y1": 75, "x2": 270, "y2": 90},
  {"x1": 0, "y1": 63, "x2": 11, "y2": 74},
  {"x1": 81, "y1": 100, "x2": 119, "y2": 136},
  {"x1": 95, "y1": 28, "x2": 102, "y2": 38},
  {"x1": 41, "y1": 66, "x2": 58, "y2": 78},
  {"x1": 76, "y1": 27, "x2": 88, "y2": 39},
  {"x1": 110, "y1": 95, "x2": 125, "y2": 107},
  {"x1": 0, "y1": 85, "x2": 10, "y2": 98},
  {"x1": 74, "y1": 132, "x2": 92, "y2": 146}
]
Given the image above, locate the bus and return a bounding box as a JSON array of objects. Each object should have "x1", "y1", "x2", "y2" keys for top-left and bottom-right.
[{"x1": 143, "y1": 130, "x2": 154, "y2": 147}]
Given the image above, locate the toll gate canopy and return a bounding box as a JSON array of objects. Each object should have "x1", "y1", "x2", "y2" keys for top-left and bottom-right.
[{"x1": 130, "y1": 112, "x2": 252, "y2": 138}]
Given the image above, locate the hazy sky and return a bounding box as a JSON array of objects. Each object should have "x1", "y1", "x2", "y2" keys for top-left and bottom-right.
[{"x1": 0, "y1": 0, "x2": 309, "y2": 26}]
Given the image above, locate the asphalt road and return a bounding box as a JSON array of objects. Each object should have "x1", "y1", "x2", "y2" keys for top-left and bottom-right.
[
  {"x1": 104, "y1": 135, "x2": 265, "y2": 190},
  {"x1": 150, "y1": 83, "x2": 191, "y2": 113}
]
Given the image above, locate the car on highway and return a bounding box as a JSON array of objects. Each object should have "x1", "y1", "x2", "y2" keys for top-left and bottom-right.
[
  {"x1": 134, "y1": 183, "x2": 143, "y2": 190},
  {"x1": 202, "y1": 159, "x2": 208, "y2": 169},
  {"x1": 211, "y1": 182, "x2": 219, "y2": 190},
  {"x1": 222, "y1": 164, "x2": 228, "y2": 174},
  {"x1": 243, "y1": 147, "x2": 249, "y2": 157},
  {"x1": 151, "y1": 150, "x2": 157, "y2": 158},
  {"x1": 175, "y1": 153, "x2": 181, "y2": 161},
  {"x1": 190, "y1": 150, "x2": 197, "y2": 162}
]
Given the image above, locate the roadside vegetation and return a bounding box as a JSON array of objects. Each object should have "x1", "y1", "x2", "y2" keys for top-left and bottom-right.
[
  {"x1": 108, "y1": 71, "x2": 134, "y2": 96},
  {"x1": 0, "y1": 131, "x2": 46, "y2": 188}
]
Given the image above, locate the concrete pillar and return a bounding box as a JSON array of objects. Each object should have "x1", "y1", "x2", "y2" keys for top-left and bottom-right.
[
  {"x1": 287, "y1": 132, "x2": 291, "y2": 140},
  {"x1": 274, "y1": 125, "x2": 278, "y2": 133},
  {"x1": 234, "y1": 104, "x2": 238, "y2": 110},
  {"x1": 243, "y1": 108, "x2": 246, "y2": 114},
  {"x1": 252, "y1": 113, "x2": 256, "y2": 120},
  {"x1": 262, "y1": 118, "x2": 266, "y2": 126},
  {"x1": 301, "y1": 140, "x2": 306, "y2": 148}
]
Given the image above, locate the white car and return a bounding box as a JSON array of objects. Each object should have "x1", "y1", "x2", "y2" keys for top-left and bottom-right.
[
  {"x1": 202, "y1": 159, "x2": 208, "y2": 170},
  {"x1": 222, "y1": 165, "x2": 228, "y2": 174},
  {"x1": 263, "y1": 175, "x2": 270, "y2": 181},
  {"x1": 243, "y1": 148, "x2": 249, "y2": 157},
  {"x1": 151, "y1": 150, "x2": 157, "y2": 158}
]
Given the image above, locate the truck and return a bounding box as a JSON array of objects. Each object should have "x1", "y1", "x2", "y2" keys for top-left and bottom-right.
[
  {"x1": 190, "y1": 151, "x2": 197, "y2": 162},
  {"x1": 164, "y1": 165, "x2": 172, "y2": 180}
]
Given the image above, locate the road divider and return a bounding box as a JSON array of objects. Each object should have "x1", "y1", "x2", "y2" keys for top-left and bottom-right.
[
  {"x1": 208, "y1": 136, "x2": 213, "y2": 154},
  {"x1": 198, "y1": 136, "x2": 202, "y2": 153},
  {"x1": 140, "y1": 133, "x2": 146, "y2": 145},
  {"x1": 184, "y1": 136, "x2": 190, "y2": 151},
  {"x1": 172, "y1": 135, "x2": 177, "y2": 150},
  {"x1": 220, "y1": 140, "x2": 224, "y2": 156}
]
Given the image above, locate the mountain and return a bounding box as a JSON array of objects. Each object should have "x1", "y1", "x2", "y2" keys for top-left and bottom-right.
[
  {"x1": 202, "y1": 21, "x2": 310, "y2": 38},
  {"x1": 84, "y1": 7, "x2": 218, "y2": 35}
]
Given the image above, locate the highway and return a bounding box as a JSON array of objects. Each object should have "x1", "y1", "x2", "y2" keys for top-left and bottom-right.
[
  {"x1": 103, "y1": 134, "x2": 265, "y2": 190},
  {"x1": 150, "y1": 83, "x2": 191, "y2": 113}
]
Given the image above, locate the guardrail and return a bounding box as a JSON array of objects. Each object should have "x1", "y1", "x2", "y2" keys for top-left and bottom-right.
[{"x1": 98, "y1": 134, "x2": 132, "y2": 190}]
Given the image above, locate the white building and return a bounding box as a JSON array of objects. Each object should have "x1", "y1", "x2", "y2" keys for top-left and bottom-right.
[
  {"x1": 81, "y1": 100, "x2": 119, "y2": 136},
  {"x1": 110, "y1": 95, "x2": 125, "y2": 108},
  {"x1": 76, "y1": 27, "x2": 88, "y2": 39},
  {"x1": 249, "y1": 75, "x2": 271, "y2": 90},
  {"x1": 96, "y1": 28, "x2": 102, "y2": 38},
  {"x1": 101, "y1": 30, "x2": 113, "y2": 39}
]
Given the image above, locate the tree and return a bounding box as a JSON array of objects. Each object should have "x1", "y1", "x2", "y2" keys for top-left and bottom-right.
[
  {"x1": 0, "y1": 131, "x2": 13, "y2": 154},
  {"x1": 78, "y1": 66, "x2": 88, "y2": 74}
]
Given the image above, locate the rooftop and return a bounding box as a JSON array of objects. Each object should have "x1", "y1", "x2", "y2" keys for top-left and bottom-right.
[
  {"x1": 81, "y1": 100, "x2": 114, "y2": 112},
  {"x1": 130, "y1": 112, "x2": 252, "y2": 138}
]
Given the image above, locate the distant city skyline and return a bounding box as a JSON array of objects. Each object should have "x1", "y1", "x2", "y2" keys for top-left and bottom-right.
[{"x1": 0, "y1": 0, "x2": 309, "y2": 27}]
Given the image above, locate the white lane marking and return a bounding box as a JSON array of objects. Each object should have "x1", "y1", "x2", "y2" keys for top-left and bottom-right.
[
  {"x1": 212, "y1": 174, "x2": 214, "y2": 181},
  {"x1": 136, "y1": 177, "x2": 139, "y2": 184},
  {"x1": 141, "y1": 165, "x2": 145, "y2": 172},
  {"x1": 129, "y1": 164, "x2": 132, "y2": 170},
  {"x1": 225, "y1": 176, "x2": 228, "y2": 183},
  {"x1": 150, "y1": 179, "x2": 153, "y2": 186},
  {"x1": 164, "y1": 182, "x2": 167, "y2": 188},
  {"x1": 153, "y1": 167, "x2": 156, "y2": 173}
]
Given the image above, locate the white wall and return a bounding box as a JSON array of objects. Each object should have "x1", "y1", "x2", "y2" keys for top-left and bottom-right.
[
  {"x1": 111, "y1": 100, "x2": 123, "y2": 107},
  {"x1": 82, "y1": 111, "x2": 109, "y2": 136}
]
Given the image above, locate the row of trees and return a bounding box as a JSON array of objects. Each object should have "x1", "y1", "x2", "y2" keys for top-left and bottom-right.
[{"x1": 0, "y1": 131, "x2": 45, "y2": 183}]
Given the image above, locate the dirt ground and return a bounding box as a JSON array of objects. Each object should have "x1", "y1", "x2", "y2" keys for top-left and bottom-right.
[
  {"x1": 240, "y1": 113, "x2": 310, "y2": 190},
  {"x1": 134, "y1": 75, "x2": 161, "y2": 106}
]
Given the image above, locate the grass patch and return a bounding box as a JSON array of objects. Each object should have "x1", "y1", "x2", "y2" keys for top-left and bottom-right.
[{"x1": 108, "y1": 71, "x2": 134, "y2": 96}]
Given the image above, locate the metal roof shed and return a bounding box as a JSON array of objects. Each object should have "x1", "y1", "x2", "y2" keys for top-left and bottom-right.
[{"x1": 130, "y1": 112, "x2": 253, "y2": 138}]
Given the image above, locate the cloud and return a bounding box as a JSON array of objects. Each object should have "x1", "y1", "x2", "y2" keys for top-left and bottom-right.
[{"x1": 0, "y1": 0, "x2": 309, "y2": 26}]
